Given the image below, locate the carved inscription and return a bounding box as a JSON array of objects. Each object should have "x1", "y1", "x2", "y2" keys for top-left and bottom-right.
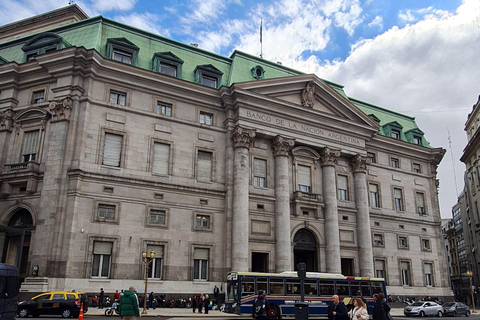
[{"x1": 245, "y1": 110, "x2": 362, "y2": 146}]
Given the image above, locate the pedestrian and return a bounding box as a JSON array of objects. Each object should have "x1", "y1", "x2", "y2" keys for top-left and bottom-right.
[
  {"x1": 119, "y1": 286, "x2": 140, "y2": 320},
  {"x1": 348, "y1": 298, "x2": 369, "y2": 320},
  {"x1": 147, "y1": 292, "x2": 155, "y2": 309},
  {"x1": 92, "y1": 295, "x2": 98, "y2": 307},
  {"x1": 99, "y1": 288, "x2": 105, "y2": 309},
  {"x1": 328, "y1": 295, "x2": 349, "y2": 320},
  {"x1": 204, "y1": 294, "x2": 210, "y2": 314},
  {"x1": 198, "y1": 293, "x2": 204, "y2": 313},
  {"x1": 373, "y1": 293, "x2": 390, "y2": 320},
  {"x1": 113, "y1": 290, "x2": 120, "y2": 301},
  {"x1": 192, "y1": 296, "x2": 197, "y2": 313},
  {"x1": 214, "y1": 285, "x2": 219, "y2": 304},
  {"x1": 252, "y1": 290, "x2": 268, "y2": 320}
]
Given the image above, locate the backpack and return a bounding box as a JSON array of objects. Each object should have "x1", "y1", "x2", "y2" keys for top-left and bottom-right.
[{"x1": 254, "y1": 297, "x2": 266, "y2": 316}]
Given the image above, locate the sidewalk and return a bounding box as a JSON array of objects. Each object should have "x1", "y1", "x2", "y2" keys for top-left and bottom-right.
[{"x1": 85, "y1": 306, "x2": 407, "y2": 317}]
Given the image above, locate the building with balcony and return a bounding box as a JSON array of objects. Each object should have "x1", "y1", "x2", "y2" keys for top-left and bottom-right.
[{"x1": 0, "y1": 5, "x2": 451, "y2": 299}]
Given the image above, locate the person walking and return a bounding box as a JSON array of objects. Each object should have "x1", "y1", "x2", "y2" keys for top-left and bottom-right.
[
  {"x1": 198, "y1": 293, "x2": 204, "y2": 313},
  {"x1": 328, "y1": 295, "x2": 349, "y2": 320},
  {"x1": 147, "y1": 292, "x2": 155, "y2": 309},
  {"x1": 192, "y1": 296, "x2": 198, "y2": 313},
  {"x1": 348, "y1": 298, "x2": 369, "y2": 320},
  {"x1": 204, "y1": 294, "x2": 210, "y2": 314},
  {"x1": 373, "y1": 293, "x2": 390, "y2": 320},
  {"x1": 252, "y1": 290, "x2": 268, "y2": 320},
  {"x1": 213, "y1": 285, "x2": 219, "y2": 305},
  {"x1": 119, "y1": 286, "x2": 140, "y2": 320},
  {"x1": 99, "y1": 288, "x2": 105, "y2": 309}
]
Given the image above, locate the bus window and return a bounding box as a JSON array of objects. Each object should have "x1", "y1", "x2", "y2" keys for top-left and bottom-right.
[
  {"x1": 305, "y1": 280, "x2": 318, "y2": 295},
  {"x1": 242, "y1": 277, "x2": 255, "y2": 297},
  {"x1": 269, "y1": 278, "x2": 284, "y2": 294},
  {"x1": 336, "y1": 280, "x2": 349, "y2": 296},
  {"x1": 351, "y1": 281, "x2": 360, "y2": 296},
  {"x1": 361, "y1": 281, "x2": 371, "y2": 297},
  {"x1": 257, "y1": 277, "x2": 268, "y2": 294},
  {"x1": 286, "y1": 279, "x2": 301, "y2": 295},
  {"x1": 227, "y1": 277, "x2": 238, "y2": 301},
  {"x1": 320, "y1": 281, "x2": 334, "y2": 296},
  {"x1": 371, "y1": 281, "x2": 383, "y2": 294}
]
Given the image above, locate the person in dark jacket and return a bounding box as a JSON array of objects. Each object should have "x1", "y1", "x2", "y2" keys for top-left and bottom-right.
[
  {"x1": 328, "y1": 295, "x2": 349, "y2": 320},
  {"x1": 204, "y1": 294, "x2": 210, "y2": 314},
  {"x1": 119, "y1": 287, "x2": 140, "y2": 320},
  {"x1": 252, "y1": 290, "x2": 269, "y2": 320},
  {"x1": 99, "y1": 288, "x2": 105, "y2": 309},
  {"x1": 372, "y1": 293, "x2": 390, "y2": 320}
]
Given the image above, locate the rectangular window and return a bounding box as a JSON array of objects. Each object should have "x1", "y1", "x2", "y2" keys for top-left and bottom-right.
[
  {"x1": 152, "y1": 142, "x2": 170, "y2": 175},
  {"x1": 297, "y1": 165, "x2": 311, "y2": 193},
  {"x1": 413, "y1": 136, "x2": 422, "y2": 145},
  {"x1": 193, "y1": 248, "x2": 209, "y2": 280},
  {"x1": 391, "y1": 157, "x2": 399, "y2": 168},
  {"x1": 149, "y1": 209, "x2": 166, "y2": 225},
  {"x1": 156, "y1": 102, "x2": 172, "y2": 116},
  {"x1": 422, "y1": 238, "x2": 431, "y2": 251},
  {"x1": 375, "y1": 260, "x2": 385, "y2": 279},
  {"x1": 391, "y1": 130, "x2": 400, "y2": 139},
  {"x1": 202, "y1": 75, "x2": 218, "y2": 88},
  {"x1": 416, "y1": 192, "x2": 426, "y2": 215},
  {"x1": 197, "y1": 150, "x2": 213, "y2": 182},
  {"x1": 400, "y1": 261, "x2": 411, "y2": 286},
  {"x1": 253, "y1": 158, "x2": 267, "y2": 188},
  {"x1": 398, "y1": 236, "x2": 408, "y2": 248},
  {"x1": 373, "y1": 233, "x2": 384, "y2": 246},
  {"x1": 394, "y1": 188, "x2": 403, "y2": 212},
  {"x1": 367, "y1": 152, "x2": 376, "y2": 164},
  {"x1": 195, "y1": 214, "x2": 210, "y2": 228},
  {"x1": 199, "y1": 112, "x2": 213, "y2": 125},
  {"x1": 102, "y1": 133, "x2": 123, "y2": 167},
  {"x1": 92, "y1": 241, "x2": 112, "y2": 278},
  {"x1": 160, "y1": 62, "x2": 177, "y2": 77},
  {"x1": 424, "y1": 263, "x2": 433, "y2": 286},
  {"x1": 109, "y1": 90, "x2": 126, "y2": 106},
  {"x1": 413, "y1": 163, "x2": 421, "y2": 173},
  {"x1": 337, "y1": 175, "x2": 348, "y2": 201},
  {"x1": 97, "y1": 204, "x2": 116, "y2": 221},
  {"x1": 146, "y1": 245, "x2": 164, "y2": 279},
  {"x1": 369, "y1": 183, "x2": 380, "y2": 208},
  {"x1": 32, "y1": 90, "x2": 45, "y2": 104},
  {"x1": 112, "y1": 50, "x2": 132, "y2": 64},
  {"x1": 22, "y1": 130, "x2": 39, "y2": 162}
]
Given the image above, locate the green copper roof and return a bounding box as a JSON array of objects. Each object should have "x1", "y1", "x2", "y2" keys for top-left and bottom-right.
[{"x1": 0, "y1": 9, "x2": 431, "y2": 147}]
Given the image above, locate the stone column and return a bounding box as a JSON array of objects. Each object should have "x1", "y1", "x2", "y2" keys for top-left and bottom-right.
[
  {"x1": 321, "y1": 147, "x2": 341, "y2": 274},
  {"x1": 231, "y1": 126, "x2": 256, "y2": 271},
  {"x1": 273, "y1": 135, "x2": 295, "y2": 272},
  {"x1": 351, "y1": 154, "x2": 374, "y2": 277}
]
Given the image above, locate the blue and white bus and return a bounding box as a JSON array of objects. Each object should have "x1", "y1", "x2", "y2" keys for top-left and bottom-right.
[
  {"x1": 0, "y1": 264, "x2": 19, "y2": 320},
  {"x1": 225, "y1": 271, "x2": 386, "y2": 319}
]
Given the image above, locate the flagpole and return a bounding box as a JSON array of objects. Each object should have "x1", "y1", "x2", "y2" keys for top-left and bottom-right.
[{"x1": 260, "y1": 18, "x2": 263, "y2": 58}]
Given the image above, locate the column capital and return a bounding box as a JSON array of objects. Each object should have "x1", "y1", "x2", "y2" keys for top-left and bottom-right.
[
  {"x1": 320, "y1": 147, "x2": 341, "y2": 167},
  {"x1": 231, "y1": 125, "x2": 256, "y2": 149},
  {"x1": 49, "y1": 97, "x2": 73, "y2": 122},
  {"x1": 0, "y1": 108, "x2": 15, "y2": 132},
  {"x1": 272, "y1": 135, "x2": 295, "y2": 157},
  {"x1": 351, "y1": 154, "x2": 370, "y2": 173}
]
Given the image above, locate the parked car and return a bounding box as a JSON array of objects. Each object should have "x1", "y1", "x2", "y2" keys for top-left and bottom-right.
[
  {"x1": 17, "y1": 291, "x2": 88, "y2": 318},
  {"x1": 404, "y1": 301, "x2": 444, "y2": 317},
  {"x1": 442, "y1": 302, "x2": 471, "y2": 317}
]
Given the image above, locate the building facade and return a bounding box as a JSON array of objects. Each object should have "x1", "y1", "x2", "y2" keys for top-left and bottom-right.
[{"x1": 0, "y1": 5, "x2": 451, "y2": 298}]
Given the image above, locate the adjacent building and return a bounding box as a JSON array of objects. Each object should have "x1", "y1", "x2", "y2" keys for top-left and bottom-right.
[{"x1": 0, "y1": 5, "x2": 451, "y2": 298}]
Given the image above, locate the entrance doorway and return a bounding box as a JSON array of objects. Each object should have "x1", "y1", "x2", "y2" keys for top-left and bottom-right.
[
  {"x1": 293, "y1": 229, "x2": 317, "y2": 272},
  {"x1": 252, "y1": 252, "x2": 269, "y2": 272},
  {"x1": 341, "y1": 258, "x2": 354, "y2": 276}
]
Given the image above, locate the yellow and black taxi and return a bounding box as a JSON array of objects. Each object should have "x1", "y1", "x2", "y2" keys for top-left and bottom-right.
[{"x1": 17, "y1": 291, "x2": 88, "y2": 318}]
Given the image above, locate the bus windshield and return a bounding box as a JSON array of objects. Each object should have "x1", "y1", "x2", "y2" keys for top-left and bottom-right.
[{"x1": 226, "y1": 273, "x2": 238, "y2": 301}]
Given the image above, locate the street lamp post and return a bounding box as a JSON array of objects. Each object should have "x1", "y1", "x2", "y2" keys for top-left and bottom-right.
[
  {"x1": 141, "y1": 251, "x2": 155, "y2": 315},
  {"x1": 467, "y1": 270, "x2": 476, "y2": 313}
]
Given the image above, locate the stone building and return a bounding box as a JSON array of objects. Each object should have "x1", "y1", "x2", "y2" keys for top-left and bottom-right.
[{"x1": 0, "y1": 5, "x2": 451, "y2": 298}]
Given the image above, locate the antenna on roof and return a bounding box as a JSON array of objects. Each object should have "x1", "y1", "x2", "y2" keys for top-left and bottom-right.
[
  {"x1": 68, "y1": 0, "x2": 75, "y2": 4},
  {"x1": 447, "y1": 128, "x2": 459, "y2": 198},
  {"x1": 259, "y1": 18, "x2": 263, "y2": 58}
]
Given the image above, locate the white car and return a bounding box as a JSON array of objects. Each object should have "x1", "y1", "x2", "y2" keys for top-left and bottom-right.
[{"x1": 404, "y1": 301, "x2": 444, "y2": 317}]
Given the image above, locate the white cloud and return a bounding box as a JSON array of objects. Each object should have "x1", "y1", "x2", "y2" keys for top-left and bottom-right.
[
  {"x1": 398, "y1": 9, "x2": 415, "y2": 23},
  {"x1": 181, "y1": 0, "x2": 226, "y2": 25},
  {"x1": 114, "y1": 12, "x2": 166, "y2": 37},
  {"x1": 91, "y1": 0, "x2": 137, "y2": 11},
  {"x1": 368, "y1": 15, "x2": 383, "y2": 29}
]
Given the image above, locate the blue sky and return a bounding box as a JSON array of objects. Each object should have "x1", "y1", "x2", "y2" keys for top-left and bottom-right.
[{"x1": 1, "y1": 0, "x2": 479, "y2": 218}]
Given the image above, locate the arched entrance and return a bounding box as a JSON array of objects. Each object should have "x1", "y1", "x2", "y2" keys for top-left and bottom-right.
[
  {"x1": 293, "y1": 229, "x2": 317, "y2": 271},
  {"x1": 4, "y1": 209, "x2": 33, "y2": 283}
]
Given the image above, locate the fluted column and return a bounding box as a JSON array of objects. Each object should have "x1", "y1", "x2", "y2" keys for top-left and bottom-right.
[
  {"x1": 351, "y1": 154, "x2": 374, "y2": 277},
  {"x1": 321, "y1": 147, "x2": 341, "y2": 273},
  {"x1": 273, "y1": 135, "x2": 295, "y2": 272},
  {"x1": 231, "y1": 126, "x2": 256, "y2": 271}
]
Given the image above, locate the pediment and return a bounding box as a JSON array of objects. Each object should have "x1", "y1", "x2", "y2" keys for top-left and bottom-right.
[{"x1": 232, "y1": 74, "x2": 379, "y2": 129}]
